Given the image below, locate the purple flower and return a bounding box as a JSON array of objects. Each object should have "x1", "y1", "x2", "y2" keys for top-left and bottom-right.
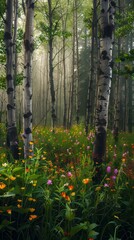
[
  {"x1": 47, "y1": 179, "x2": 52, "y2": 185},
  {"x1": 106, "y1": 166, "x2": 111, "y2": 173},
  {"x1": 104, "y1": 183, "x2": 109, "y2": 187},
  {"x1": 67, "y1": 171, "x2": 72, "y2": 178},
  {"x1": 111, "y1": 175, "x2": 116, "y2": 180},
  {"x1": 114, "y1": 169, "x2": 118, "y2": 175}
]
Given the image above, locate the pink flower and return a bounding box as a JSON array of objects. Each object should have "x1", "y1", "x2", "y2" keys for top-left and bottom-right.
[
  {"x1": 87, "y1": 146, "x2": 90, "y2": 150},
  {"x1": 111, "y1": 175, "x2": 116, "y2": 180},
  {"x1": 114, "y1": 169, "x2": 118, "y2": 175},
  {"x1": 67, "y1": 171, "x2": 72, "y2": 178},
  {"x1": 104, "y1": 183, "x2": 109, "y2": 187},
  {"x1": 106, "y1": 166, "x2": 111, "y2": 173},
  {"x1": 47, "y1": 179, "x2": 52, "y2": 185}
]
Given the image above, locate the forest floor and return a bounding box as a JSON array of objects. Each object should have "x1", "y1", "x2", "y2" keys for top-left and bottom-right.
[{"x1": 0, "y1": 124, "x2": 134, "y2": 240}]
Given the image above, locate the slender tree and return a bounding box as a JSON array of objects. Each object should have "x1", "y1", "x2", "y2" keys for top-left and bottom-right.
[
  {"x1": 93, "y1": 0, "x2": 116, "y2": 182},
  {"x1": 23, "y1": 0, "x2": 34, "y2": 158},
  {"x1": 4, "y1": 0, "x2": 18, "y2": 159}
]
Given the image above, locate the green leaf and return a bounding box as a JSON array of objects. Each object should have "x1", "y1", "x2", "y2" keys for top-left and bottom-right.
[
  {"x1": 70, "y1": 222, "x2": 88, "y2": 236},
  {"x1": 65, "y1": 204, "x2": 75, "y2": 221}
]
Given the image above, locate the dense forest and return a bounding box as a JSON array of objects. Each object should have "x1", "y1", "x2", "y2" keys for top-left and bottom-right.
[{"x1": 0, "y1": 0, "x2": 134, "y2": 240}]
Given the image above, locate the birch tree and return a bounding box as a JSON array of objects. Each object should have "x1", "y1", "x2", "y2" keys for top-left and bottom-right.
[
  {"x1": 4, "y1": 0, "x2": 18, "y2": 159},
  {"x1": 93, "y1": 0, "x2": 116, "y2": 182},
  {"x1": 23, "y1": 0, "x2": 34, "y2": 158}
]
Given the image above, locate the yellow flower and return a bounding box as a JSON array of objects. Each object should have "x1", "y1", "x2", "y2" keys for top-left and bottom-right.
[
  {"x1": 29, "y1": 208, "x2": 35, "y2": 213},
  {"x1": 17, "y1": 204, "x2": 22, "y2": 208},
  {"x1": 7, "y1": 209, "x2": 12, "y2": 214},
  {"x1": 71, "y1": 192, "x2": 75, "y2": 196},
  {"x1": 0, "y1": 182, "x2": 6, "y2": 189},
  {"x1": 29, "y1": 215, "x2": 37, "y2": 221},
  {"x1": 122, "y1": 158, "x2": 126, "y2": 163},
  {"x1": 21, "y1": 187, "x2": 25, "y2": 190},
  {"x1": 17, "y1": 199, "x2": 22, "y2": 203},
  {"x1": 95, "y1": 186, "x2": 101, "y2": 191},
  {"x1": 29, "y1": 141, "x2": 34, "y2": 145},
  {"x1": 10, "y1": 176, "x2": 16, "y2": 181}
]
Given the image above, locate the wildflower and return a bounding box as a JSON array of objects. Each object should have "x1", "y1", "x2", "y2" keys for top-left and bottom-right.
[
  {"x1": 21, "y1": 187, "x2": 25, "y2": 190},
  {"x1": 82, "y1": 178, "x2": 90, "y2": 184},
  {"x1": 29, "y1": 215, "x2": 37, "y2": 221},
  {"x1": 71, "y1": 192, "x2": 75, "y2": 196},
  {"x1": 104, "y1": 183, "x2": 109, "y2": 187},
  {"x1": 29, "y1": 141, "x2": 34, "y2": 145},
  {"x1": 7, "y1": 209, "x2": 12, "y2": 214},
  {"x1": 17, "y1": 204, "x2": 22, "y2": 208},
  {"x1": 61, "y1": 192, "x2": 66, "y2": 198},
  {"x1": 0, "y1": 182, "x2": 6, "y2": 189},
  {"x1": 47, "y1": 179, "x2": 52, "y2": 185},
  {"x1": 17, "y1": 199, "x2": 22, "y2": 203},
  {"x1": 122, "y1": 158, "x2": 126, "y2": 163},
  {"x1": 111, "y1": 175, "x2": 116, "y2": 180},
  {"x1": 65, "y1": 195, "x2": 70, "y2": 201},
  {"x1": 87, "y1": 146, "x2": 90, "y2": 150},
  {"x1": 10, "y1": 176, "x2": 16, "y2": 181},
  {"x1": 29, "y1": 208, "x2": 35, "y2": 213},
  {"x1": 68, "y1": 185, "x2": 74, "y2": 191},
  {"x1": 106, "y1": 166, "x2": 111, "y2": 173},
  {"x1": 95, "y1": 186, "x2": 101, "y2": 191},
  {"x1": 2, "y1": 163, "x2": 8, "y2": 167},
  {"x1": 67, "y1": 171, "x2": 72, "y2": 177},
  {"x1": 114, "y1": 169, "x2": 118, "y2": 175}
]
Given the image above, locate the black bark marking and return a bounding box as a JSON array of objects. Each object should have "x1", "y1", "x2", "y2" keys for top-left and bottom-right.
[
  {"x1": 98, "y1": 95, "x2": 106, "y2": 100},
  {"x1": 26, "y1": 82, "x2": 30, "y2": 87},
  {"x1": 97, "y1": 105, "x2": 103, "y2": 113},
  {"x1": 101, "y1": 9, "x2": 105, "y2": 13},
  {"x1": 7, "y1": 74, "x2": 13, "y2": 81},
  {"x1": 7, "y1": 87, "x2": 14, "y2": 94},
  {"x1": 23, "y1": 111, "x2": 32, "y2": 118},
  {"x1": 109, "y1": 60, "x2": 114, "y2": 68},
  {"x1": 102, "y1": 25, "x2": 114, "y2": 38},
  {"x1": 99, "y1": 118, "x2": 107, "y2": 126},
  {"x1": 25, "y1": 127, "x2": 32, "y2": 134},
  {"x1": 29, "y1": 2, "x2": 34, "y2": 9},
  {"x1": 4, "y1": 32, "x2": 12, "y2": 40},
  {"x1": 101, "y1": 50, "x2": 110, "y2": 60},
  {"x1": 111, "y1": 1, "x2": 116, "y2": 7},
  {"x1": 99, "y1": 69, "x2": 104, "y2": 75},
  {"x1": 7, "y1": 104, "x2": 14, "y2": 110},
  {"x1": 24, "y1": 39, "x2": 34, "y2": 52}
]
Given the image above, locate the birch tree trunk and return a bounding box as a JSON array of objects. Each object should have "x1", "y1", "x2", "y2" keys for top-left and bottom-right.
[
  {"x1": 93, "y1": 0, "x2": 116, "y2": 182},
  {"x1": 48, "y1": 0, "x2": 56, "y2": 131},
  {"x1": 4, "y1": 0, "x2": 18, "y2": 159},
  {"x1": 23, "y1": 0, "x2": 34, "y2": 158}
]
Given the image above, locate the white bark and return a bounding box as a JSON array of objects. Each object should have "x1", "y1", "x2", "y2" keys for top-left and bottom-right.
[{"x1": 23, "y1": 0, "x2": 34, "y2": 158}]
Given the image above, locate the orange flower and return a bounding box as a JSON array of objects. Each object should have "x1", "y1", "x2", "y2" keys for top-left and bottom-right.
[
  {"x1": 65, "y1": 195, "x2": 70, "y2": 201},
  {"x1": 10, "y1": 176, "x2": 16, "y2": 181},
  {"x1": 0, "y1": 182, "x2": 6, "y2": 189},
  {"x1": 29, "y1": 215, "x2": 37, "y2": 221},
  {"x1": 82, "y1": 178, "x2": 90, "y2": 184},
  {"x1": 61, "y1": 192, "x2": 66, "y2": 198},
  {"x1": 7, "y1": 209, "x2": 12, "y2": 214},
  {"x1": 68, "y1": 185, "x2": 74, "y2": 191}
]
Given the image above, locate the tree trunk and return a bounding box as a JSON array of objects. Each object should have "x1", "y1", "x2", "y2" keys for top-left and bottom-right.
[
  {"x1": 48, "y1": 0, "x2": 56, "y2": 131},
  {"x1": 4, "y1": 0, "x2": 18, "y2": 160},
  {"x1": 23, "y1": 0, "x2": 34, "y2": 158},
  {"x1": 93, "y1": 0, "x2": 116, "y2": 183},
  {"x1": 86, "y1": 0, "x2": 97, "y2": 133}
]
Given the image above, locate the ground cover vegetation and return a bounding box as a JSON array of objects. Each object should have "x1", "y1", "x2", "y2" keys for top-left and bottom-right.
[{"x1": 0, "y1": 124, "x2": 134, "y2": 240}]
